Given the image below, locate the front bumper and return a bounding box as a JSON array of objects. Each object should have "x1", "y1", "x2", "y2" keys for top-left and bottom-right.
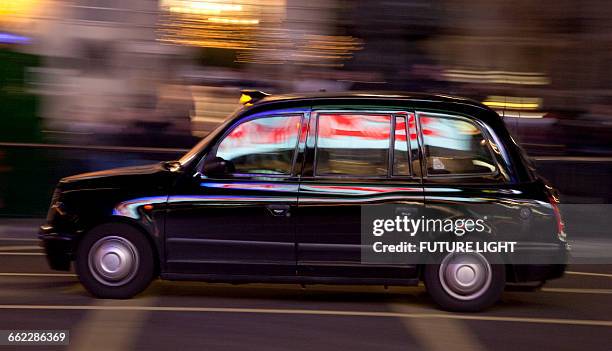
[{"x1": 39, "y1": 225, "x2": 76, "y2": 271}]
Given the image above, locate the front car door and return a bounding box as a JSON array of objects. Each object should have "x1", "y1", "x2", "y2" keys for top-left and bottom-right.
[
  {"x1": 296, "y1": 107, "x2": 424, "y2": 281},
  {"x1": 164, "y1": 109, "x2": 307, "y2": 277}
]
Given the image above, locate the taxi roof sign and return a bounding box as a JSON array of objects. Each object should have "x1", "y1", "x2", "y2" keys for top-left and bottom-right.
[{"x1": 239, "y1": 90, "x2": 269, "y2": 106}]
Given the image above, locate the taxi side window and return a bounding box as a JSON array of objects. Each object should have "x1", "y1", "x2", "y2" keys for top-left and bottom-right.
[
  {"x1": 315, "y1": 113, "x2": 394, "y2": 177},
  {"x1": 419, "y1": 113, "x2": 497, "y2": 176},
  {"x1": 215, "y1": 115, "x2": 302, "y2": 175}
]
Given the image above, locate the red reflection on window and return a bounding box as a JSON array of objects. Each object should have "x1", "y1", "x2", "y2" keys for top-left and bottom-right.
[
  {"x1": 395, "y1": 120, "x2": 407, "y2": 142},
  {"x1": 418, "y1": 114, "x2": 438, "y2": 138},
  {"x1": 318, "y1": 114, "x2": 391, "y2": 140},
  {"x1": 224, "y1": 117, "x2": 300, "y2": 146},
  {"x1": 387, "y1": 113, "x2": 416, "y2": 141}
]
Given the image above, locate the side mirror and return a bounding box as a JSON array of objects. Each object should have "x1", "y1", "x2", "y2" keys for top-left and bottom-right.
[{"x1": 202, "y1": 157, "x2": 234, "y2": 177}]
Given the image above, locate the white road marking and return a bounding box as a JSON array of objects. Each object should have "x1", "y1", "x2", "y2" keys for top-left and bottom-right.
[
  {"x1": 566, "y1": 271, "x2": 612, "y2": 278},
  {"x1": 0, "y1": 245, "x2": 42, "y2": 252},
  {"x1": 0, "y1": 272, "x2": 76, "y2": 277},
  {"x1": 390, "y1": 303, "x2": 485, "y2": 351},
  {"x1": 0, "y1": 304, "x2": 611, "y2": 327},
  {"x1": 541, "y1": 288, "x2": 612, "y2": 294},
  {"x1": 0, "y1": 238, "x2": 39, "y2": 242},
  {"x1": 68, "y1": 297, "x2": 156, "y2": 351},
  {"x1": 0, "y1": 252, "x2": 45, "y2": 256}
]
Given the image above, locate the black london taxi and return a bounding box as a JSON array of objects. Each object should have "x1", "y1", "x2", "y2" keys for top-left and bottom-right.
[{"x1": 40, "y1": 91, "x2": 569, "y2": 312}]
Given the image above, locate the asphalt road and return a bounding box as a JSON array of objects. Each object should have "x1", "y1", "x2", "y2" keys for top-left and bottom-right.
[{"x1": 1, "y1": 220, "x2": 611, "y2": 351}]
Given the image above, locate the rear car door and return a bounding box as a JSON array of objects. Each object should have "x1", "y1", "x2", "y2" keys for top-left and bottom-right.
[
  {"x1": 296, "y1": 108, "x2": 424, "y2": 280},
  {"x1": 416, "y1": 111, "x2": 541, "y2": 256},
  {"x1": 164, "y1": 110, "x2": 306, "y2": 277}
]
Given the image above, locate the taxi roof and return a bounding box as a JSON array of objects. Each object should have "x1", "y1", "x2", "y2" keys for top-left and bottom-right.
[{"x1": 255, "y1": 91, "x2": 483, "y2": 106}]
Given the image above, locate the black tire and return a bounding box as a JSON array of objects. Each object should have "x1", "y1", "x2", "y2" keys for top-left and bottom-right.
[
  {"x1": 424, "y1": 252, "x2": 505, "y2": 312},
  {"x1": 75, "y1": 223, "x2": 156, "y2": 299}
]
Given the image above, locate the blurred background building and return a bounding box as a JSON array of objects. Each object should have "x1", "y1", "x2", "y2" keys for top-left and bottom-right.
[{"x1": 1, "y1": 0, "x2": 612, "y2": 215}]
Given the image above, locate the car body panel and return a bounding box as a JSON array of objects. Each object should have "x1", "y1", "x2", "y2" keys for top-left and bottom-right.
[{"x1": 164, "y1": 178, "x2": 299, "y2": 276}]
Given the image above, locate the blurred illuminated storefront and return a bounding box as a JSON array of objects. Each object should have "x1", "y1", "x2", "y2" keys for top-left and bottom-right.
[
  {"x1": 0, "y1": 0, "x2": 45, "y2": 143},
  {"x1": 3, "y1": 0, "x2": 612, "y2": 216},
  {"x1": 2, "y1": 0, "x2": 612, "y2": 147},
  {"x1": 157, "y1": 0, "x2": 362, "y2": 135}
]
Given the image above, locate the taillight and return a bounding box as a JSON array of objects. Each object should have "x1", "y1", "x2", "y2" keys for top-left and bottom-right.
[{"x1": 549, "y1": 195, "x2": 566, "y2": 241}]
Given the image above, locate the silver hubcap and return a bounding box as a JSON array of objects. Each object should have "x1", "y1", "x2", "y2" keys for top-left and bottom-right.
[
  {"x1": 438, "y1": 252, "x2": 492, "y2": 301},
  {"x1": 88, "y1": 236, "x2": 139, "y2": 286}
]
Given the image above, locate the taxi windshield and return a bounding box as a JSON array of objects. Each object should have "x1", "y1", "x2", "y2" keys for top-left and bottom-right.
[{"x1": 178, "y1": 106, "x2": 244, "y2": 166}]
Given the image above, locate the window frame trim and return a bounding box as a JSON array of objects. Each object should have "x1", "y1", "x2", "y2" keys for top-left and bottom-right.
[
  {"x1": 390, "y1": 113, "x2": 414, "y2": 178},
  {"x1": 311, "y1": 109, "x2": 415, "y2": 180},
  {"x1": 416, "y1": 111, "x2": 502, "y2": 179},
  {"x1": 203, "y1": 111, "x2": 306, "y2": 179}
]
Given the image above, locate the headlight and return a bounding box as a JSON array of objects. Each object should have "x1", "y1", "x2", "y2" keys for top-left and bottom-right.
[
  {"x1": 50, "y1": 188, "x2": 61, "y2": 205},
  {"x1": 46, "y1": 188, "x2": 63, "y2": 221}
]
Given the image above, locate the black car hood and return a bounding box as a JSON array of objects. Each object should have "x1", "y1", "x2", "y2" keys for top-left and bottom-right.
[{"x1": 59, "y1": 163, "x2": 170, "y2": 190}]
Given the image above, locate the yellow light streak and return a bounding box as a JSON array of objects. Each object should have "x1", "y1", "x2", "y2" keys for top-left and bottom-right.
[
  {"x1": 166, "y1": 1, "x2": 242, "y2": 15},
  {"x1": 483, "y1": 101, "x2": 540, "y2": 109},
  {"x1": 443, "y1": 69, "x2": 550, "y2": 85},
  {"x1": 207, "y1": 17, "x2": 259, "y2": 25},
  {"x1": 483, "y1": 96, "x2": 542, "y2": 110}
]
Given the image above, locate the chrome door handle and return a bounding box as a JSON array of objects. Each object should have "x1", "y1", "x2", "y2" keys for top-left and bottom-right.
[
  {"x1": 395, "y1": 206, "x2": 418, "y2": 217},
  {"x1": 267, "y1": 204, "x2": 290, "y2": 217}
]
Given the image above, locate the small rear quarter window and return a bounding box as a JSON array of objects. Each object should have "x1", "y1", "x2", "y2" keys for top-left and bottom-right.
[{"x1": 419, "y1": 113, "x2": 497, "y2": 176}]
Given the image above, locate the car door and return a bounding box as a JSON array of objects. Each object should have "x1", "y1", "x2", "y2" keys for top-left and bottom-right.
[
  {"x1": 417, "y1": 111, "x2": 532, "y2": 248},
  {"x1": 164, "y1": 110, "x2": 306, "y2": 277},
  {"x1": 296, "y1": 108, "x2": 424, "y2": 280}
]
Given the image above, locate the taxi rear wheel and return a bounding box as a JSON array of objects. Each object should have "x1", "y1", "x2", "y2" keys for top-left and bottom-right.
[
  {"x1": 424, "y1": 252, "x2": 505, "y2": 312},
  {"x1": 76, "y1": 223, "x2": 155, "y2": 299}
]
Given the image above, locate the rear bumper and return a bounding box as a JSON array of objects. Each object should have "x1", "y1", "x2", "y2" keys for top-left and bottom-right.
[
  {"x1": 509, "y1": 263, "x2": 567, "y2": 282},
  {"x1": 39, "y1": 225, "x2": 76, "y2": 271},
  {"x1": 506, "y1": 242, "x2": 569, "y2": 282}
]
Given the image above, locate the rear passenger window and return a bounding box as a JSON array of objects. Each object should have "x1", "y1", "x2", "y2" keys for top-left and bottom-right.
[
  {"x1": 419, "y1": 113, "x2": 496, "y2": 176},
  {"x1": 315, "y1": 113, "x2": 391, "y2": 176}
]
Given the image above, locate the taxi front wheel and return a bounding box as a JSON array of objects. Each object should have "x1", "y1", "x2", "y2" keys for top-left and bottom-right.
[{"x1": 75, "y1": 223, "x2": 155, "y2": 299}]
